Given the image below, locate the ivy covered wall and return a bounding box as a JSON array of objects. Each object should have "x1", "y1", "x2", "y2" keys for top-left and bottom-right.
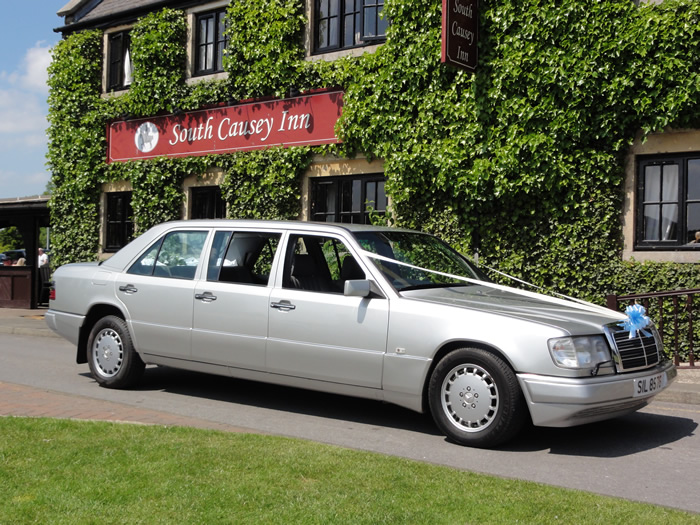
[{"x1": 47, "y1": 0, "x2": 700, "y2": 303}]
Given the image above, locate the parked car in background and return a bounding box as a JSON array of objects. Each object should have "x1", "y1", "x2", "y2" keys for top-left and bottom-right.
[
  {"x1": 46, "y1": 220, "x2": 676, "y2": 447},
  {"x1": 3, "y1": 249, "x2": 26, "y2": 263}
]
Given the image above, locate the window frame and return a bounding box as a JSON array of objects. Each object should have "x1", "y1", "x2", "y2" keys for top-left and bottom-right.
[
  {"x1": 635, "y1": 153, "x2": 700, "y2": 250},
  {"x1": 127, "y1": 230, "x2": 208, "y2": 280},
  {"x1": 206, "y1": 230, "x2": 282, "y2": 285},
  {"x1": 105, "y1": 191, "x2": 134, "y2": 253},
  {"x1": 360, "y1": 0, "x2": 387, "y2": 42},
  {"x1": 107, "y1": 30, "x2": 133, "y2": 92},
  {"x1": 194, "y1": 8, "x2": 228, "y2": 77},
  {"x1": 313, "y1": 0, "x2": 387, "y2": 55},
  {"x1": 310, "y1": 174, "x2": 387, "y2": 224},
  {"x1": 282, "y1": 233, "x2": 365, "y2": 294},
  {"x1": 190, "y1": 186, "x2": 226, "y2": 219}
]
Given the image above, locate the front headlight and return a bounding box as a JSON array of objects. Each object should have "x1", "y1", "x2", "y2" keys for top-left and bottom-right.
[{"x1": 548, "y1": 335, "x2": 612, "y2": 370}]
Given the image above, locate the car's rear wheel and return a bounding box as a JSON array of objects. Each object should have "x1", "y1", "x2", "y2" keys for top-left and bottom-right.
[
  {"x1": 87, "y1": 315, "x2": 144, "y2": 388},
  {"x1": 428, "y1": 348, "x2": 526, "y2": 448}
]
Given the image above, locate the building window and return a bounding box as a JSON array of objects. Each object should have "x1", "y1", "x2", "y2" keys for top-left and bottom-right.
[
  {"x1": 191, "y1": 186, "x2": 226, "y2": 219},
  {"x1": 107, "y1": 31, "x2": 133, "y2": 91},
  {"x1": 105, "y1": 192, "x2": 134, "y2": 252},
  {"x1": 314, "y1": 0, "x2": 387, "y2": 54},
  {"x1": 361, "y1": 0, "x2": 387, "y2": 41},
  {"x1": 311, "y1": 175, "x2": 387, "y2": 224},
  {"x1": 636, "y1": 154, "x2": 700, "y2": 249},
  {"x1": 194, "y1": 9, "x2": 228, "y2": 76}
]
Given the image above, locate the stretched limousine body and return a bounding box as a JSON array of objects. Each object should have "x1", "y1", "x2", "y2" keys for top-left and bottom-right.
[{"x1": 46, "y1": 220, "x2": 676, "y2": 447}]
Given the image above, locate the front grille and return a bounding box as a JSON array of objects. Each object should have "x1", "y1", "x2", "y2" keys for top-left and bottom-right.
[{"x1": 607, "y1": 324, "x2": 661, "y2": 372}]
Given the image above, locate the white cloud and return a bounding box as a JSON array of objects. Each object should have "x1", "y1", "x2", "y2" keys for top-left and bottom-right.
[
  {"x1": 21, "y1": 42, "x2": 52, "y2": 93},
  {"x1": 0, "y1": 88, "x2": 47, "y2": 134},
  {"x1": 0, "y1": 41, "x2": 52, "y2": 94},
  {"x1": 0, "y1": 42, "x2": 53, "y2": 198},
  {"x1": 0, "y1": 42, "x2": 53, "y2": 135}
]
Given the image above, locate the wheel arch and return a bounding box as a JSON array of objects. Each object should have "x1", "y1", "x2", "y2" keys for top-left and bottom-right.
[
  {"x1": 421, "y1": 340, "x2": 517, "y2": 414},
  {"x1": 77, "y1": 303, "x2": 128, "y2": 364}
]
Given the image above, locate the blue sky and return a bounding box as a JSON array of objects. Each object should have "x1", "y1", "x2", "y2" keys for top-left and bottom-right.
[{"x1": 0, "y1": 2, "x2": 65, "y2": 198}]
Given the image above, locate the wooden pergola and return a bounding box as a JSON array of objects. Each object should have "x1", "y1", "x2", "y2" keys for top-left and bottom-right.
[{"x1": 0, "y1": 196, "x2": 50, "y2": 308}]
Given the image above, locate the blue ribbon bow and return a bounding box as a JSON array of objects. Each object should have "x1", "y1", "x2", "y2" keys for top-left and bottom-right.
[{"x1": 618, "y1": 304, "x2": 651, "y2": 339}]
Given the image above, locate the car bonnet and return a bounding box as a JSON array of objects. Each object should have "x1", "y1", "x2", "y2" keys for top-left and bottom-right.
[{"x1": 400, "y1": 284, "x2": 627, "y2": 335}]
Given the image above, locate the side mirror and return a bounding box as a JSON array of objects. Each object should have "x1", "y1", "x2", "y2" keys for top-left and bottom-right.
[{"x1": 344, "y1": 279, "x2": 372, "y2": 298}]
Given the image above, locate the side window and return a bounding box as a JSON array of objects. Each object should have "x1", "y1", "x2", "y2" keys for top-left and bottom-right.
[
  {"x1": 127, "y1": 239, "x2": 162, "y2": 276},
  {"x1": 283, "y1": 235, "x2": 364, "y2": 293},
  {"x1": 207, "y1": 231, "x2": 281, "y2": 285},
  {"x1": 207, "y1": 230, "x2": 232, "y2": 281},
  {"x1": 127, "y1": 231, "x2": 208, "y2": 280}
]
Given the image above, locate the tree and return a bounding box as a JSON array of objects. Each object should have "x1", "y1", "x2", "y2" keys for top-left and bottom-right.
[{"x1": 0, "y1": 227, "x2": 23, "y2": 252}]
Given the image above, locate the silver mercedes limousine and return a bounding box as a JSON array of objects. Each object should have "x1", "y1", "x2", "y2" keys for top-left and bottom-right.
[{"x1": 46, "y1": 220, "x2": 676, "y2": 447}]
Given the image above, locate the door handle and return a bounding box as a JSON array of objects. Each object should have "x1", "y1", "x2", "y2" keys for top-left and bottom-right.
[
  {"x1": 270, "y1": 300, "x2": 296, "y2": 311},
  {"x1": 118, "y1": 284, "x2": 138, "y2": 294},
  {"x1": 195, "y1": 292, "x2": 217, "y2": 302}
]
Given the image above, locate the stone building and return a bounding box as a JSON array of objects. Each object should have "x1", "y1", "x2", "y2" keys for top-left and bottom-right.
[{"x1": 49, "y1": 0, "x2": 700, "y2": 300}]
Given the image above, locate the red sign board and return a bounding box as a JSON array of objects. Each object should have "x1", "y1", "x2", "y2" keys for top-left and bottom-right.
[
  {"x1": 108, "y1": 90, "x2": 343, "y2": 162},
  {"x1": 441, "y1": 0, "x2": 478, "y2": 72}
]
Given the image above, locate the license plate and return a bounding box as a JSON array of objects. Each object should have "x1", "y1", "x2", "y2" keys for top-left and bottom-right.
[{"x1": 633, "y1": 372, "x2": 667, "y2": 397}]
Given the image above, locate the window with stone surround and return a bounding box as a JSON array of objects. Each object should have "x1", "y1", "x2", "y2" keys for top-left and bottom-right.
[
  {"x1": 314, "y1": 0, "x2": 387, "y2": 54},
  {"x1": 107, "y1": 30, "x2": 133, "y2": 91},
  {"x1": 194, "y1": 8, "x2": 228, "y2": 76},
  {"x1": 636, "y1": 154, "x2": 700, "y2": 250},
  {"x1": 105, "y1": 191, "x2": 134, "y2": 252},
  {"x1": 310, "y1": 174, "x2": 386, "y2": 224}
]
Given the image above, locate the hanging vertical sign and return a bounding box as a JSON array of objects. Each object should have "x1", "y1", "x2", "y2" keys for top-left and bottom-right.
[{"x1": 441, "y1": 0, "x2": 478, "y2": 72}]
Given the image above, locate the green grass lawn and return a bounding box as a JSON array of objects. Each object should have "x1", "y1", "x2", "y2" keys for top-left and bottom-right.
[{"x1": 0, "y1": 417, "x2": 696, "y2": 524}]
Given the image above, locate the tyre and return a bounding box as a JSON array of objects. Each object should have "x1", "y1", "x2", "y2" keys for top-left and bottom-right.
[
  {"x1": 428, "y1": 348, "x2": 526, "y2": 448},
  {"x1": 87, "y1": 315, "x2": 144, "y2": 389}
]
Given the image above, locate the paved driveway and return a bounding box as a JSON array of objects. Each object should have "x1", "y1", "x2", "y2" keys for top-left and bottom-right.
[{"x1": 1, "y1": 333, "x2": 699, "y2": 513}]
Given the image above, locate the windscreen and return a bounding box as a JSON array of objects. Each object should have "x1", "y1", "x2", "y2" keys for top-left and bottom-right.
[{"x1": 352, "y1": 231, "x2": 487, "y2": 292}]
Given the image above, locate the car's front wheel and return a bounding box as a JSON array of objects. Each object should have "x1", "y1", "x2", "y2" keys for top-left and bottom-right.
[
  {"x1": 87, "y1": 315, "x2": 144, "y2": 388},
  {"x1": 428, "y1": 348, "x2": 526, "y2": 448}
]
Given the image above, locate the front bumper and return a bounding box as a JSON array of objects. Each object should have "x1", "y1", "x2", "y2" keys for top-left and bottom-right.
[{"x1": 518, "y1": 360, "x2": 677, "y2": 427}]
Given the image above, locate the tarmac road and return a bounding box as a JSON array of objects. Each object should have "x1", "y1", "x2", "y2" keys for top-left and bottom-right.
[{"x1": 1, "y1": 331, "x2": 699, "y2": 514}]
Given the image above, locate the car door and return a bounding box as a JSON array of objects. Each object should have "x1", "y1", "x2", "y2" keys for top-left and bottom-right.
[
  {"x1": 266, "y1": 233, "x2": 389, "y2": 389},
  {"x1": 116, "y1": 229, "x2": 208, "y2": 359},
  {"x1": 191, "y1": 229, "x2": 282, "y2": 369}
]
